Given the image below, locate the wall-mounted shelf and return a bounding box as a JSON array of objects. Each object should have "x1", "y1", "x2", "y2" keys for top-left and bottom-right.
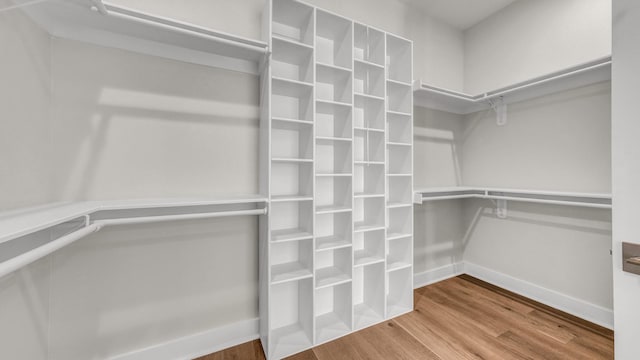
[
  {"x1": 0, "y1": 195, "x2": 268, "y2": 279},
  {"x1": 19, "y1": 0, "x2": 269, "y2": 74},
  {"x1": 414, "y1": 186, "x2": 611, "y2": 209},
  {"x1": 413, "y1": 56, "x2": 612, "y2": 114}
]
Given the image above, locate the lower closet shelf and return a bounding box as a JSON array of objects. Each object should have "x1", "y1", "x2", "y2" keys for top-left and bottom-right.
[
  {"x1": 272, "y1": 262, "x2": 313, "y2": 284},
  {"x1": 354, "y1": 303, "x2": 384, "y2": 329},
  {"x1": 271, "y1": 324, "x2": 313, "y2": 359},
  {"x1": 316, "y1": 312, "x2": 351, "y2": 344},
  {"x1": 316, "y1": 267, "x2": 351, "y2": 289}
]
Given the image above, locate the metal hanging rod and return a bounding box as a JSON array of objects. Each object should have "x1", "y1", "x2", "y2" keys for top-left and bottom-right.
[{"x1": 0, "y1": 207, "x2": 267, "y2": 279}]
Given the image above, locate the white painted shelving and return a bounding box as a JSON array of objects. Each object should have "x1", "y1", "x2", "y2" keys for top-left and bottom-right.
[{"x1": 262, "y1": 1, "x2": 414, "y2": 358}]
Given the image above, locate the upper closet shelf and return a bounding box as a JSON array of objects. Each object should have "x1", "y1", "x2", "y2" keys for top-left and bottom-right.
[
  {"x1": 19, "y1": 0, "x2": 269, "y2": 74},
  {"x1": 414, "y1": 56, "x2": 611, "y2": 114},
  {"x1": 414, "y1": 187, "x2": 611, "y2": 209}
]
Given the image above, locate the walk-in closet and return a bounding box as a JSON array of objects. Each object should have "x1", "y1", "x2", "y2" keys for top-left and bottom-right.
[{"x1": 2, "y1": 0, "x2": 639, "y2": 359}]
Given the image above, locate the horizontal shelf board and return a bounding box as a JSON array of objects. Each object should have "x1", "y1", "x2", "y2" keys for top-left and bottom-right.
[
  {"x1": 0, "y1": 195, "x2": 268, "y2": 244},
  {"x1": 23, "y1": 2, "x2": 268, "y2": 74},
  {"x1": 271, "y1": 195, "x2": 314, "y2": 203},
  {"x1": 354, "y1": 303, "x2": 384, "y2": 330},
  {"x1": 354, "y1": 58, "x2": 385, "y2": 70},
  {"x1": 271, "y1": 228, "x2": 314, "y2": 243},
  {"x1": 272, "y1": 158, "x2": 314, "y2": 163},
  {"x1": 387, "y1": 261, "x2": 412, "y2": 272},
  {"x1": 316, "y1": 173, "x2": 353, "y2": 177},
  {"x1": 316, "y1": 99, "x2": 352, "y2": 108},
  {"x1": 354, "y1": 161, "x2": 385, "y2": 166},
  {"x1": 414, "y1": 56, "x2": 612, "y2": 114},
  {"x1": 316, "y1": 235, "x2": 352, "y2": 251},
  {"x1": 387, "y1": 202, "x2": 413, "y2": 209},
  {"x1": 271, "y1": 261, "x2": 313, "y2": 284},
  {"x1": 273, "y1": 76, "x2": 314, "y2": 88},
  {"x1": 354, "y1": 249, "x2": 385, "y2": 267},
  {"x1": 355, "y1": 93, "x2": 385, "y2": 101},
  {"x1": 316, "y1": 136, "x2": 353, "y2": 142},
  {"x1": 387, "y1": 232, "x2": 412, "y2": 241},
  {"x1": 316, "y1": 266, "x2": 352, "y2": 289},
  {"x1": 272, "y1": 117, "x2": 313, "y2": 126},
  {"x1": 354, "y1": 223, "x2": 386, "y2": 233},
  {"x1": 316, "y1": 205, "x2": 352, "y2": 214},
  {"x1": 354, "y1": 193, "x2": 385, "y2": 199},
  {"x1": 387, "y1": 173, "x2": 412, "y2": 177},
  {"x1": 386, "y1": 110, "x2": 412, "y2": 117},
  {"x1": 315, "y1": 312, "x2": 351, "y2": 345},
  {"x1": 270, "y1": 323, "x2": 313, "y2": 360},
  {"x1": 316, "y1": 62, "x2": 352, "y2": 73},
  {"x1": 386, "y1": 142, "x2": 412, "y2": 147},
  {"x1": 272, "y1": 34, "x2": 314, "y2": 49},
  {"x1": 354, "y1": 127, "x2": 385, "y2": 133},
  {"x1": 386, "y1": 78, "x2": 412, "y2": 87}
]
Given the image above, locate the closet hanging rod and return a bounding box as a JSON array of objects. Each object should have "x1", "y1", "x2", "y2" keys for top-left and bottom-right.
[
  {"x1": 93, "y1": 1, "x2": 269, "y2": 55},
  {"x1": 0, "y1": 207, "x2": 267, "y2": 280}
]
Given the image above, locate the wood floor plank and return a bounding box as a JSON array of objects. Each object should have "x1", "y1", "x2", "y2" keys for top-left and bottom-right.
[{"x1": 200, "y1": 276, "x2": 613, "y2": 360}]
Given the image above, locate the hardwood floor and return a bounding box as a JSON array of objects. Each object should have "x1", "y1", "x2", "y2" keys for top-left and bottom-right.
[{"x1": 197, "y1": 275, "x2": 613, "y2": 360}]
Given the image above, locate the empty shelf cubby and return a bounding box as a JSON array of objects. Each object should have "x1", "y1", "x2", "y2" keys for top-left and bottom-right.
[
  {"x1": 385, "y1": 34, "x2": 412, "y2": 84},
  {"x1": 354, "y1": 95, "x2": 384, "y2": 130},
  {"x1": 386, "y1": 267, "x2": 413, "y2": 317},
  {"x1": 387, "y1": 206, "x2": 412, "y2": 239},
  {"x1": 271, "y1": 239, "x2": 313, "y2": 284},
  {"x1": 316, "y1": 211, "x2": 352, "y2": 251},
  {"x1": 354, "y1": 130, "x2": 385, "y2": 163},
  {"x1": 271, "y1": 161, "x2": 313, "y2": 200},
  {"x1": 272, "y1": 37, "x2": 314, "y2": 83},
  {"x1": 354, "y1": 61, "x2": 385, "y2": 98},
  {"x1": 315, "y1": 281, "x2": 352, "y2": 344},
  {"x1": 386, "y1": 236, "x2": 412, "y2": 272},
  {"x1": 269, "y1": 278, "x2": 314, "y2": 359},
  {"x1": 316, "y1": 176, "x2": 352, "y2": 213},
  {"x1": 386, "y1": 81, "x2": 412, "y2": 114},
  {"x1": 387, "y1": 176, "x2": 412, "y2": 206},
  {"x1": 272, "y1": 119, "x2": 313, "y2": 160},
  {"x1": 316, "y1": 10, "x2": 352, "y2": 69},
  {"x1": 387, "y1": 145, "x2": 412, "y2": 174},
  {"x1": 354, "y1": 197, "x2": 385, "y2": 232},
  {"x1": 272, "y1": 0, "x2": 314, "y2": 45},
  {"x1": 272, "y1": 77, "x2": 313, "y2": 121},
  {"x1": 316, "y1": 140, "x2": 352, "y2": 175},
  {"x1": 315, "y1": 247, "x2": 352, "y2": 289},
  {"x1": 316, "y1": 101, "x2": 352, "y2": 139},
  {"x1": 354, "y1": 163, "x2": 385, "y2": 196},
  {"x1": 387, "y1": 112, "x2": 412, "y2": 144},
  {"x1": 271, "y1": 201, "x2": 313, "y2": 242},
  {"x1": 354, "y1": 23, "x2": 385, "y2": 66},
  {"x1": 316, "y1": 64, "x2": 352, "y2": 104},
  {"x1": 353, "y1": 262, "x2": 385, "y2": 329},
  {"x1": 354, "y1": 229, "x2": 385, "y2": 267}
]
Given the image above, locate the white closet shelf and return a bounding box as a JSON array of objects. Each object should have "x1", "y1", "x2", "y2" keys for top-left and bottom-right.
[
  {"x1": 21, "y1": 0, "x2": 269, "y2": 74},
  {"x1": 316, "y1": 62, "x2": 352, "y2": 73},
  {"x1": 414, "y1": 56, "x2": 611, "y2": 114},
  {"x1": 354, "y1": 127, "x2": 384, "y2": 133},
  {"x1": 355, "y1": 93, "x2": 385, "y2": 101},
  {"x1": 315, "y1": 205, "x2": 352, "y2": 214},
  {"x1": 271, "y1": 262, "x2": 313, "y2": 284},
  {"x1": 315, "y1": 267, "x2": 351, "y2": 289},
  {"x1": 316, "y1": 236, "x2": 352, "y2": 251},
  {"x1": 354, "y1": 59, "x2": 385, "y2": 70},
  {"x1": 271, "y1": 228, "x2": 314, "y2": 243},
  {"x1": 413, "y1": 186, "x2": 612, "y2": 208},
  {"x1": 354, "y1": 249, "x2": 384, "y2": 267}
]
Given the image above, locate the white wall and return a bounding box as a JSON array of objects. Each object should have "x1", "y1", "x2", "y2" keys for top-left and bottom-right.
[
  {"x1": 0, "y1": 8, "x2": 53, "y2": 212},
  {"x1": 464, "y1": 0, "x2": 612, "y2": 94},
  {"x1": 110, "y1": 0, "x2": 466, "y2": 91}
]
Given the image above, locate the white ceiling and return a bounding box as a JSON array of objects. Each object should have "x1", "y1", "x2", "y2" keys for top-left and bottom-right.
[{"x1": 402, "y1": 0, "x2": 518, "y2": 30}]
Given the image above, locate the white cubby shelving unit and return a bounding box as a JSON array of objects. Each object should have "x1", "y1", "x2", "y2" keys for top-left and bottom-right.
[{"x1": 262, "y1": 1, "x2": 413, "y2": 358}]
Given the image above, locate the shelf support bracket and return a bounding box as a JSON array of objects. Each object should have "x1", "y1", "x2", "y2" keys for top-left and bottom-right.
[
  {"x1": 488, "y1": 96, "x2": 507, "y2": 126},
  {"x1": 496, "y1": 199, "x2": 508, "y2": 219}
]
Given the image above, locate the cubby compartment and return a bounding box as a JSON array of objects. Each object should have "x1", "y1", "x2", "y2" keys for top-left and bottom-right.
[
  {"x1": 354, "y1": 229, "x2": 385, "y2": 267},
  {"x1": 354, "y1": 197, "x2": 385, "y2": 232},
  {"x1": 271, "y1": 161, "x2": 313, "y2": 201},
  {"x1": 354, "y1": 130, "x2": 385, "y2": 163},
  {"x1": 354, "y1": 23, "x2": 385, "y2": 65},
  {"x1": 272, "y1": 37, "x2": 314, "y2": 83},
  {"x1": 270, "y1": 278, "x2": 314, "y2": 359},
  {"x1": 316, "y1": 101, "x2": 352, "y2": 139},
  {"x1": 316, "y1": 140, "x2": 352, "y2": 175},
  {"x1": 387, "y1": 236, "x2": 412, "y2": 271},
  {"x1": 271, "y1": 239, "x2": 313, "y2": 284},
  {"x1": 315, "y1": 282, "x2": 352, "y2": 344},
  {"x1": 354, "y1": 163, "x2": 384, "y2": 196},
  {"x1": 316, "y1": 247, "x2": 352, "y2": 288},
  {"x1": 386, "y1": 81, "x2": 412, "y2": 114},
  {"x1": 387, "y1": 112, "x2": 412, "y2": 144},
  {"x1": 387, "y1": 176, "x2": 412, "y2": 206},
  {"x1": 316, "y1": 64, "x2": 352, "y2": 104},
  {"x1": 386, "y1": 34, "x2": 411, "y2": 84},
  {"x1": 354, "y1": 95, "x2": 384, "y2": 130},
  {"x1": 316, "y1": 211, "x2": 352, "y2": 251},
  {"x1": 272, "y1": 0, "x2": 314, "y2": 45},
  {"x1": 387, "y1": 206, "x2": 412, "y2": 240},
  {"x1": 354, "y1": 61, "x2": 385, "y2": 98},
  {"x1": 387, "y1": 145, "x2": 411, "y2": 175},
  {"x1": 271, "y1": 200, "x2": 313, "y2": 242},
  {"x1": 386, "y1": 267, "x2": 413, "y2": 317},
  {"x1": 353, "y1": 262, "x2": 385, "y2": 329},
  {"x1": 272, "y1": 119, "x2": 313, "y2": 160},
  {"x1": 272, "y1": 77, "x2": 313, "y2": 121},
  {"x1": 316, "y1": 176, "x2": 352, "y2": 213},
  {"x1": 316, "y1": 10, "x2": 352, "y2": 69}
]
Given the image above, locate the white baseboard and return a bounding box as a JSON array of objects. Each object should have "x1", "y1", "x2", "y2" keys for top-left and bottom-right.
[
  {"x1": 109, "y1": 318, "x2": 259, "y2": 360},
  {"x1": 414, "y1": 263, "x2": 465, "y2": 288},
  {"x1": 463, "y1": 262, "x2": 614, "y2": 330}
]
